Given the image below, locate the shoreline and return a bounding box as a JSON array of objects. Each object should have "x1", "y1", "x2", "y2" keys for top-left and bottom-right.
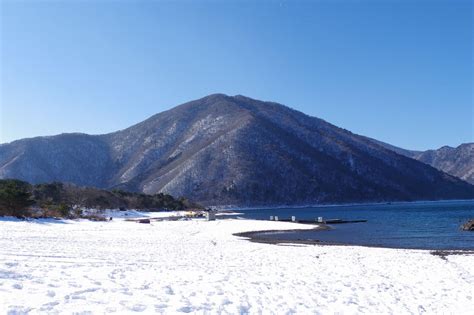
[
  {"x1": 234, "y1": 226, "x2": 474, "y2": 254},
  {"x1": 214, "y1": 198, "x2": 474, "y2": 211}
]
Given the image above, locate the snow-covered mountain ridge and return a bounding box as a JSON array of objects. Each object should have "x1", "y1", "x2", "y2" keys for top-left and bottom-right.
[{"x1": 1, "y1": 94, "x2": 473, "y2": 205}]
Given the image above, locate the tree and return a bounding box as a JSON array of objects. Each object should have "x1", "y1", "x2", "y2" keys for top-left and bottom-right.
[
  {"x1": 0, "y1": 179, "x2": 34, "y2": 217},
  {"x1": 32, "y1": 182, "x2": 64, "y2": 205}
]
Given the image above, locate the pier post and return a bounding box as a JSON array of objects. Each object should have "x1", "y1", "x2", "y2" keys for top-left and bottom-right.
[
  {"x1": 274, "y1": 216, "x2": 279, "y2": 221},
  {"x1": 270, "y1": 216, "x2": 274, "y2": 221},
  {"x1": 291, "y1": 216, "x2": 296, "y2": 222},
  {"x1": 317, "y1": 217, "x2": 323, "y2": 223}
]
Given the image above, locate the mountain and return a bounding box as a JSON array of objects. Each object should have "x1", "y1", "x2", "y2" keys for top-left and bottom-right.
[
  {"x1": 370, "y1": 140, "x2": 474, "y2": 185},
  {"x1": 413, "y1": 144, "x2": 474, "y2": 184},
  {"x1": 363, "y1": 138, "x2": 421, "y2": 159},
  {"x1": 1, "y1": 94, "x2": 473, "y2": 206}
]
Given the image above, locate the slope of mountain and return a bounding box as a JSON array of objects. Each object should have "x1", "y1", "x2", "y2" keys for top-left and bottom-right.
[
  {"x1": 413, "y1": 144, "x2": 473, "y2": 184},
  {"x1": 1, "y1": 94, "x2": 473, "y2": 206},
  {"x1": 0, "y1": 134, "x2": 113, "y2": 187},
  {"x1": 364, "y1": 138, "x2": 421, "y2": 159},
  {"x1": 369, "y1": 140, "x2": 474, "y2": 185}
]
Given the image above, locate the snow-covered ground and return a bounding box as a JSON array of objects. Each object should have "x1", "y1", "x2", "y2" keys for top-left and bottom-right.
[{"x1": 0, "y1": 216, "x2": 472, "y2": 314}]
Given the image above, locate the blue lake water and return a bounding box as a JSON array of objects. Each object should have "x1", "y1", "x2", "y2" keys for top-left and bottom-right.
[{"x1": 233, "y1": 200, "x2": 474, "y2": 250}]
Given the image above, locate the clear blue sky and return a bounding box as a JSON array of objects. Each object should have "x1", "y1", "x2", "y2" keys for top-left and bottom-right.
[{"x1": 1, "y1": 0, "x2": 472, "y2": 150}]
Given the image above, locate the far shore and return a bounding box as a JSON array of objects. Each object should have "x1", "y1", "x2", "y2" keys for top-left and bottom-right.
[{"x1": 214, "y1": 198, "x2": 474, "y2": 211}]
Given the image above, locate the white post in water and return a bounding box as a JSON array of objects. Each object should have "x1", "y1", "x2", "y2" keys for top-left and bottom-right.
[
  {"x1": 274, "y1": 216, "x2": 279, "y2": 221},
  {"x1": 317, "y1": 217, "x2": 323, "y2": 223},
  {"x1": 291, "y1": 216, "x2": 296, "y2": 222},
  {"x1": 270, "y1": 216, "x2": 274, "y2": 221}
]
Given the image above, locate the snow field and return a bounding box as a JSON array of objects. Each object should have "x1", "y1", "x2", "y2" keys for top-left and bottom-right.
[{"x1": 0, "y1": 217, "x2": 472, "y2": 314}]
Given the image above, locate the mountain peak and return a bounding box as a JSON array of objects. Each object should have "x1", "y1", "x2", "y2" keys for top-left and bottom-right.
[{"x1": 201, "y1": 93, "x2": 231, "y2": 100}]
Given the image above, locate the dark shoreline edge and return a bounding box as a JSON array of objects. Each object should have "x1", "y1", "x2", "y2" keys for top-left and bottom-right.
[
  {"x1": 234, "y1": 225, "x2": 332, "y2": 246},
  {"x1": 233, "y1": 227, "x2": 474, "y2": 257}
]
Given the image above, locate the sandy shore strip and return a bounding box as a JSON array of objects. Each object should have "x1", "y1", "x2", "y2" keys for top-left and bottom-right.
[{"x1": 0, "y1": 218, "x2": 472, "y2": 314}]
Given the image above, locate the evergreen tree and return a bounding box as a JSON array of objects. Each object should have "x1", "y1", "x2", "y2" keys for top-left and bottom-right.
[{"x1": 0, "y1": 179, "x2": 34, "y2": 217}]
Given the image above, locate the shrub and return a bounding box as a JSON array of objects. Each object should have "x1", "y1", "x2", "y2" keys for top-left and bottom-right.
[
  {"x1": 83, "y1": 214, "x2": 107, "y2": 221},
  {"x1": 57, "y1": 203, "x2": 71, "y2": 217},
  {"x1": 39, "y1": 203, "x2": 72, "y2": 218},
  {"x1": 73, "y1": 208, "x2": 83, "y2": 218}
]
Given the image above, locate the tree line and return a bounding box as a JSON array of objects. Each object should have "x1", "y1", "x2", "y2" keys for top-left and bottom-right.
[{"x1": 0, "y1": 179, "x2": 200, "y2": 218}]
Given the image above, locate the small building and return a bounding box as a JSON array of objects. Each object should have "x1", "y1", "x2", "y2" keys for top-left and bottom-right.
[{"x1": 205, "y1": 211, "x2": 216, "y2": 221}]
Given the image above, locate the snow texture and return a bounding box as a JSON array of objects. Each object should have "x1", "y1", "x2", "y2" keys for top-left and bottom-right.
[{"x1": 0, "y1": 215, "x2": 472, "y2": 314}]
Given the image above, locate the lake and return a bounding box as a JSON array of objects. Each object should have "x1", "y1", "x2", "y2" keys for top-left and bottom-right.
[{"x1": 233, "y1": 200, "x2": 474, "y2": 250}]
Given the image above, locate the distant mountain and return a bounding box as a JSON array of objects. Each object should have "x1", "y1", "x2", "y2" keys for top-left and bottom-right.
[
  {"x1": 414, "y1": 144, "x2": 474, "y2": 185},
  {"x1": 370, "y1": 140, "x2": 474, "y2": 185},
  {"x1": 1, "y1": 94, "x2": 473, "y2": 206}
]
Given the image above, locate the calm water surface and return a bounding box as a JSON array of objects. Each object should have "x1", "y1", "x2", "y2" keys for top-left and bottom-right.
[{"x1": 234, "y1": 200, "x2": 474, "y2": 250}]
